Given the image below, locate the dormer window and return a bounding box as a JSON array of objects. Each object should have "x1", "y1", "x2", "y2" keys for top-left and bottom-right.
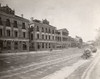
[
  {"x1": 22, "y1": 23, "x2": 26, "y2": 29},
  {"x1": 6, "y1": 19, "x2": 10, "y2": 26}
]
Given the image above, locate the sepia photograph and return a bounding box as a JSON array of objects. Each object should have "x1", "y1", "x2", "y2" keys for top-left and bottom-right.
[{"x1": 0, "y1": 0, "x2": 100, "y2": 79}]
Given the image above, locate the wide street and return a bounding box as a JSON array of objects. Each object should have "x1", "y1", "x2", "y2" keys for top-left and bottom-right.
[
  {"x1": 81, "y1": 48, "x2": 100, "y2": 79},
  {"x1": 0, "y1": 47, "x2": 97, "y2": 79}
]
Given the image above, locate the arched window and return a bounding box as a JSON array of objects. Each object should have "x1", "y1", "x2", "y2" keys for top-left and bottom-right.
[
  {"x1": 23, "y1": 42, "x2": 27, "y2": 50},
  {"x1": 36, "y1": 26, "x2": 39, "y2": 31},
  {"x1": 22, "y1": 23, "x2": 26, "y2": 29},
  {"x1": 52, "y1": 30, "x2": 54, "y2": 34},
  {"x1": 42, "y1": 27, "x2": 44, "y2": 32},
  {"x1": 45, "y1": 28, "x2": 47, "y2": 33},
  {"x1": 14, "y1": 21, "x2": 17, "y2": 28},
  {"x1": 14, "y1": 41, "x2": 18, "y2": 49},
  {"x1": 6, "y1": 19, "x2": 10, "y2": 26},
  {"x1": 49, "y1": 28, "x2": 51, "y2": 33},
  {"x1": 37, "y1": 34, "x2": 39, "y2": 39},
  {"x1": 7, "y1": 41, "x2": 11, "y2": 50}
]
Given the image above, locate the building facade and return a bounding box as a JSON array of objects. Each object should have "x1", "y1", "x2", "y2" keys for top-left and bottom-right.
[
  {"x1": 29, "y1": 19, "x2": 56, "y2": 51},
  {"x1": 29, "y1": 19, "x2": 70, "y2": 51},
  {"x1": 55, "y1": 28, "x2": 69, "y2": 49},
  {"x1": 0, "y1": 5, "x2": 29, "y2": 53}
]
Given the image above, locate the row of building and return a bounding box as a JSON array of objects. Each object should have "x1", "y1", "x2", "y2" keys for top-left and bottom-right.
[{"x1": 0, "y1": 4, "x2": 80, "y2": 53}]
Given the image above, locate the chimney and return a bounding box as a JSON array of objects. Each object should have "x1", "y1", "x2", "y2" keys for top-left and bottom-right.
[
  {"x1": 31, "y1": 17, "x2": 34, "y2": 21},
  {"x1": 6, "y1": 4, "x2": 8, "y2": 7},
  {"x1": 21, "y1": 14, "x2": 23, "y2": 18},
  {"x1": 30, "y1": 17, "x2": 34, "y2": 23}
]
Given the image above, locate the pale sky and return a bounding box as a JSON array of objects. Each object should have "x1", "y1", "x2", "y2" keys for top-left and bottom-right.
[{"x1": 1, "y1": 0, "x2": 100, "y2": 42}]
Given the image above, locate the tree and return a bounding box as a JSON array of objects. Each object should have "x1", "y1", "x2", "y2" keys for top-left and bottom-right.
[
  {"x1": 95, "y1": 27, "x2": 100, "y2": 45},
  {"x1": 75, "y1": 36, "x2": 83, "y2": 48}
]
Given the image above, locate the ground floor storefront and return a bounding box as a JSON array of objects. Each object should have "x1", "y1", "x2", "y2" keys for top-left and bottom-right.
[
  {"x1": 56, "y1": 42, "x2": 71, "y2": 49},
  {"x1": 0, "y1": 39, "x2": 29, "y2": 53},
  {"x1": 30, "y1": 41, "x2": 71, "y2": 51},
  {"x1": 30, "y1": 42, "x2": 56, "y2": 51}
]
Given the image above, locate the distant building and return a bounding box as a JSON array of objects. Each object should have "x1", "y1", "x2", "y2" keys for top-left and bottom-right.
[
  {"x1": 29, "y1": 18, "x2": 70, "y2": 51},
  {"x1": 55, "y1": 28, "x2": 69, "y2": 49},
  {"x1": 55, "y1": 30, "x2": 62, "y2": 49},
  {"x1": 0, "y1": 4, "x2": 29, "y2": 53},
  {"x1": 75, "y1": 36, "x2": 83, "y2": 48},
  {"x1": 29, "y1": 19, "x2": 56, "y2": 51},
  {"x1": 67, "y1": 36, "x2": 78, "y2": 47}
]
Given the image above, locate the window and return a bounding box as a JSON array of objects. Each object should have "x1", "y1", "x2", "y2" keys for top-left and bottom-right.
[
  {"x1": 45, "y1": 28, "x2": 47, "y2": 33},
  {"x1": 14, "y1": 41, "x2": 18, "y2": 50},
  {"x1": 6, "y1": 19, "x2": 10, "y2": 26},
  {"x1": 14, "y1": 31, "x2": 18, "y2": 37},
  {"x1": 49, "y1": 35, "x2": 50, "y2": 40},
  {"x1": 22, "y1": 23, "x2": 25, "y2": 29},
  {"x1": 14, "y1": 21, "x2": 17, "y2": 28},
  {"x1": 7, "y1": 30, "x2": 10, "y2": 37},
  {"x1": 52, "y1": 30, "x2": 54, "y2": 34},
  {"x1": 42, "y1": 43, "x2": 44, "y2": 48},
  {"x1": 0, "y1": 29, "x2": 2, "y2": 37},
  {"x1": 37, "y1": 34, "x2": 39, "y2": 39},
  {"x1": 42, "y1": 34, "x2": 44, "y2": 39},
  {"x1": 7, "y1": 41, "x2": 11, "y2": 50},
  {"x1": 45, "y1": 35, "x2": 47, "y2": 40},
  {"x1": 46, "y1": 43, "x2": 47, "y2": 48},
  {"x1": 0, "y1": 17, "x2": 3, "y2": 25},
  {"x1": 0, "y1": 40, "x2": 3, "y2": 50},
  {"x1": 42, "y1": 27, "x2": 44, "y2": 32},
  {"x1": 23, "y1": 32, "x2": 26, "y2": 38},
  {"x1": 37, "y1": 43, "x2": 40, "y2": 49},
  {"x1": 49, "y1": 29, "x2": 51, "y2": 33},
  {"x1": 49, "y1": 43, "x2": 50, "y2": 48},
  {"x1": 37, "y1": 26, "x2": 39, "y2": 31},
  {"x1": 23, "y1": 42, "x2": 27, "y2": 50}
]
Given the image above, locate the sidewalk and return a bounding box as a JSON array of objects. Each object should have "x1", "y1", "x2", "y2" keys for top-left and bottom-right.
[
  {"x1": 0, "y1": 48, "x2": 79, "y2": 56},
  {"x1": 81, "y1": 49, "x2": 100, "y2": 79},
  {"x1": 89, "y1": 50, "x2": 100, "y2": 79},
  {"x1": 0, "y1": 49, "x2": 62, "y2": 56}
]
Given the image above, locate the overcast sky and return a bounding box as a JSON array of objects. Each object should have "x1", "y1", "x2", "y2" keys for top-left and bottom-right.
[{"x1": 1, "y1": 0, "x2": 100, "y2": 42}]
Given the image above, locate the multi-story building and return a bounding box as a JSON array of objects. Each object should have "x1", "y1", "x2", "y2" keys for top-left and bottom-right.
[
  {"x1": 29, "y1": 19, "x2": 56, "y2": 51},
  {"x1": 29, "y1": 18, "x2": 70, "y2": 51},
  {"x1": 55, "y1": 30, "x2": 62, "y2": 49},
  {"x1": 55, "y1": 28, "x2": 69, "y2": 49},
  {"x1": 0, "y1": 5, "x2": 29, "y2": 53}
]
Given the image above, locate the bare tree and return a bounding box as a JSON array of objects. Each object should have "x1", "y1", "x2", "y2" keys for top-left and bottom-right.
[{"x1": 95, "y1": 27, "x2": 100, "y2": 45}]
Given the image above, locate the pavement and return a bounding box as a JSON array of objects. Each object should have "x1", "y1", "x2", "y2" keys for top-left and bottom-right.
[{"x1": 0, "y1": 50, "x2": 62, "y2": 56}]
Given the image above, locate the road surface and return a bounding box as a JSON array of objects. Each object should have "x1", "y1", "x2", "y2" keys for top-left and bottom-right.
[{"x1": 0, "y1": 48, "x2": 90, "y2": 79}]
